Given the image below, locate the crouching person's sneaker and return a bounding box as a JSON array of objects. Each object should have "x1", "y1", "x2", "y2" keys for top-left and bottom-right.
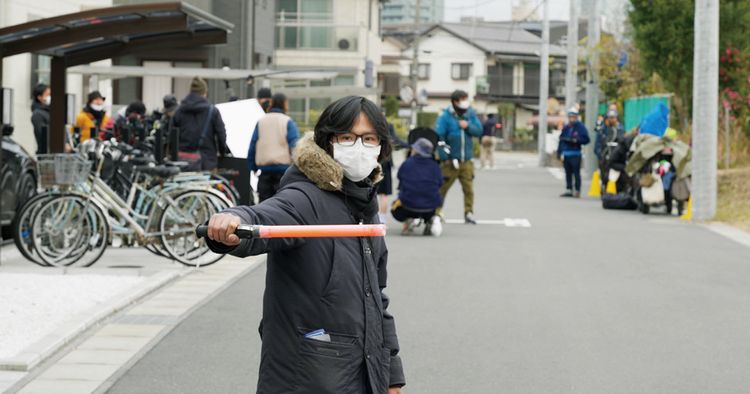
[
  {"x1": 429, "y1": 216, "x2": 443, "y2": 236},
  {"x1": 464, "y1": 212, "x2": 477, "y2": 225},
  {"x1": 560, "y1": 189, "x2": 574, "y2": 197}
]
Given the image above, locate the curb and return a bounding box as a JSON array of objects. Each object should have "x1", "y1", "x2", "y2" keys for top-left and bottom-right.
[
  {"x1": 705, "y1": 222, "x2": 750, "y2": 250},
  {"x1": 0, "y1": 268, "x2": 190, "y2": 372}
]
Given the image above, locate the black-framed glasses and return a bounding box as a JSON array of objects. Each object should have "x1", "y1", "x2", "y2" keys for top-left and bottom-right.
[{"x1": 333, "y1": 132, "x2": 381, "y2": 147}]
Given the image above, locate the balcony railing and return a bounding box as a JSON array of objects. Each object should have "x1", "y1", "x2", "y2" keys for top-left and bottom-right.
[{"x1": 276, "y1": 25, "x2": 359, "y2": 51}]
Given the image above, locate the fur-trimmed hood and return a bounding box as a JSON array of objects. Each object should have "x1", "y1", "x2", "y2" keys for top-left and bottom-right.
[{"x1": 290, "y1": 133, "x2": 382, "y2": 192}]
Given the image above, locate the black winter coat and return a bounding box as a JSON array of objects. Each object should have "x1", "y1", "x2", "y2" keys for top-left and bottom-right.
[
  {"x1": 31, "y1": 101, "x2": 49, "y2": 154},
  {"x1": 207, "y1": 135, "x2": 405, "y2": 393},
  {"x1": 172, "y1": 93, "x2": 228, "y2": 170}
]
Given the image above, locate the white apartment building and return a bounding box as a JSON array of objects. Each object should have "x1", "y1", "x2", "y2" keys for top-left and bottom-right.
[
  {"x1": 1, "y1": 0, "x2": 113, "y2": 155},
  {"x1": 272, "y1": 0, "x2": 383, "y2": 124}
]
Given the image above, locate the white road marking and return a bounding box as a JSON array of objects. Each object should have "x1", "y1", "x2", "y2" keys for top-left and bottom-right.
[
  {"x1": 546, "y1": 167, "x2": 564, "y2": 180},
  {"x1": 445, "y1": 218, "x2": 531, "y2": 227}
]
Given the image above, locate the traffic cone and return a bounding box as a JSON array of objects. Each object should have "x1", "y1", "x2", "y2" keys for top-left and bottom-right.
[
  {"x1": 588, "y1": 170, "x2": 601, "y2": 197},
  {"x1": 680, "y1": 196, "x2": 692, "y2": 220},
  {"x1": 605, "y1": 179, "x2": 617, "y2": 194}
]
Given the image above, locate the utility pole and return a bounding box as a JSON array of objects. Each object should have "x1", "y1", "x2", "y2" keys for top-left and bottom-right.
[
  {"x1": 410, "y1": 0, "x2": 421, "y2": 128},
  {"x1": 538, "y1": 0, "x2": 550, "y2": 167},
  {"x1": 583, "y1": 0, "x2": 599, "y2": 176},
  {"x1": 692, "y1": 0, "x2": 719, "y2": 220},
  {"x1": 565, "y1": 0, "x2": 578, "y2": 111}
]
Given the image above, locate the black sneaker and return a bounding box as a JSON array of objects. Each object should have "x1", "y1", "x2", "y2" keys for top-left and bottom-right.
[
  {"x1": 464, "y1": 212, "x2": 477, "y2": 225},
  {"x1": 560, "y1": 190, "x2": 574, "y2": 197}
]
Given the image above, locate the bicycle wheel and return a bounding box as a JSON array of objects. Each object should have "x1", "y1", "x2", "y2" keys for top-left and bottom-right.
[
  {"x1": 12, "y1": 192, "x2": 58, "y2": 266},
  {"x1": 210, "y1": 173, "x2": 240, "y2": 206},
  {"x1": 31, "y1": 194, "x2": 109, "y2": 267},
  {"x1": 159, "y1": 189, "x2": 230, "y2": 267}
]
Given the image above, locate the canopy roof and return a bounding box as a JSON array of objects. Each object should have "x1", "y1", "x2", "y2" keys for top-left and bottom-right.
[{"x1": 0, "y1": 2, "x2": 233, "y2": 66}]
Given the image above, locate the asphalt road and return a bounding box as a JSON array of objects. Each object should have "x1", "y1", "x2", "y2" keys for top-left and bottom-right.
[{"x1": 107, "y1": 153, "x2": 750, "y2": 394}]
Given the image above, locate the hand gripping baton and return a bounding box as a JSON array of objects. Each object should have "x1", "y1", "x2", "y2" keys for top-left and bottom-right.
[{"x1": 195, "y1": 224, "x2": 386, "y2": 239}]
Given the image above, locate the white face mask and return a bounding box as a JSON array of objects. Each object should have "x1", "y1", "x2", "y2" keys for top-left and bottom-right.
[
  {"x1": 457, "y1": 100, "x2": 470, "y2": 110},
  {"x1": 90, "y1": 104, "x2": 105, "y2": 112},
  {"x1": 333, "y1": 139, "x2": 382, "y2": 182},
  {"x1": 43, "y1": 96, "x2": 51, "y2": 106}
]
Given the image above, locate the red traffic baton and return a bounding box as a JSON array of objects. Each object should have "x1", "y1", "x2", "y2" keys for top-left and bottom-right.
[{"x1": 196, "y1": 224, "x2": 386, "y2": 239}]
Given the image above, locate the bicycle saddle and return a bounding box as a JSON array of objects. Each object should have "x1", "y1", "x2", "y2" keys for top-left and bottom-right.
[{"x1": 136, "y1": 165, "x2": 180, "y2": 178}]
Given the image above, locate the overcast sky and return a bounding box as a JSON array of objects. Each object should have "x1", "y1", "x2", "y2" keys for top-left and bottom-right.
[{"x1": 443, "y1": 0, "x2": 571, "y2": 22}]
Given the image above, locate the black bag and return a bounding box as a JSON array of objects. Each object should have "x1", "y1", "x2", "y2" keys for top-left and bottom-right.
[
  {"x1": 602, "y1": 193, "x2": 638, "y2": 210},
  {"x1": 178, "y1": 106, "x2": 214, "y2": 171}
]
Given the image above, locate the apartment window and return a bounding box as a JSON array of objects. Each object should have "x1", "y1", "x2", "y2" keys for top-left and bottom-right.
[
  {"x1": 30, "y1": 54, "x2": 51, "y2": 90},
  {"x1": 411, "y1": 63, "x2": 430, "y2": 80},
  {"x1": 512, "y1": 62, "x2": 524, "y2": 95},
  {"x1": 451, "y1": 63, "x2": 472, "y2": 80},
  {"x1": 334, "y1": 74, "x2": 355, "y2": 86}
]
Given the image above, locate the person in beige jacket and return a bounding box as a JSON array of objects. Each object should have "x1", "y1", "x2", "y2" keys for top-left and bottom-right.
[{"x1": 247, "y1": 93, "x2": 300, "y2": 201}]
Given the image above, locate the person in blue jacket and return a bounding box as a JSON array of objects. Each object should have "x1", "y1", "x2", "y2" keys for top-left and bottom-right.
[
  {"x1": 435, "y1": 90, "x2": 483, "y2": 224},
  {"x1": 391, "y1": 138, "x2": 444, "y2": 236},
  {"x1": 557, "y1": 107, "x2": 590, "y2": 198}
]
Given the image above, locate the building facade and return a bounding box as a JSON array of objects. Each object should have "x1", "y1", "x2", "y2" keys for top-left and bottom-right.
[
  {"x1": 0, "y1": 0, "x2": 114, "y2": 154},
  {"x1": 112, "y1": 0, "x2": 275, "y2": 111},
  {"x1": 381, "y1": 0, "x2": 444, "y2": 26},
  {"x1": 398, "y1": 22, "x2": 568, "y2": 132},
  {"x1": 273, "y1": 0, "x2": 383, "y2": 124}
]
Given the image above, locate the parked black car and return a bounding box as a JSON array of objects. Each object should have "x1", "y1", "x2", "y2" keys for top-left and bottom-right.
[{"x1": 1, "y1": 126, "x2": 37, "y2": 239}]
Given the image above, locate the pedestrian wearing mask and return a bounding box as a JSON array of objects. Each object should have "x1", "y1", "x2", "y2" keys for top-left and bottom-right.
[
  {"x1": 257, "y1": 88, "x2": 273, "y2": 113},
  {"x1": 435, "y1": 89, "x2": 483, "y2": 224},
  {"x1": 557, "y1": 107, "x2": 590, "y2": 198},
  {"x1": 75, "y1": 91, "x2": 110, "y2": 143},
  {"x1": 30, "y1": 83, "x2": 51, "y2": 154},
  {"x1": 247, "y1": 93, "x2": 299, "y2": 202},
  {"x1": 204, "y1": 96, "x2": 405, "y2": 394}
]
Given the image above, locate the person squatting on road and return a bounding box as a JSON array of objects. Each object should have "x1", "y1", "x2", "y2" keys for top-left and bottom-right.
[
  {"x1": 204, "y1": 96, "x2": 405, "y2": 394},
  {"x1": 391, "y1": 137, "x2": 444, "y2": 236},
  {"x1": 435, "y1": 89, "x2": 483, "y2": 224},
  {"x1": 557, "y1": 107, "x2": 590, "y2": 198},
  {"x1": 247, "y1": 93, "x2": 300, "y2": 202}
]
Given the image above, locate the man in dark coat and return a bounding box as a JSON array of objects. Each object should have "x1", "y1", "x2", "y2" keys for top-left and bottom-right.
[
  {"x1": 205, "y1": 96, "x2": 405, "y2": 394},
  {"x1": 30, "y1": 83, "x2": 50, "y2": 154},
  {"x1": 172, "y1": 77, "x2": 229, "y2": 171}
]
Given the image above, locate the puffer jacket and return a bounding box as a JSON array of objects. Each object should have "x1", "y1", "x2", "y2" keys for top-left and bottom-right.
[{"x1": 206, "y1": 134, "x2": 405, "y2": 393}]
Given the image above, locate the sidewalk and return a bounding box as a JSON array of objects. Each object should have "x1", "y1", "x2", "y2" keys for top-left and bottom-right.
[{"x1": 0, "y1": 245, "x2": 262, "y2": 394}]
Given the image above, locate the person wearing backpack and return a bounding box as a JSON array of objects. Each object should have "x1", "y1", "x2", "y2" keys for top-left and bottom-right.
[{"x1": 172, "y1": 77, "x2": 229, "y2": 171}]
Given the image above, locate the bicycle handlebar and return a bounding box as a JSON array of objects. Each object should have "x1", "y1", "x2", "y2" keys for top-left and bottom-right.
[{"x1": 195, "y1": 224, "x2": 387, "y2": 239}]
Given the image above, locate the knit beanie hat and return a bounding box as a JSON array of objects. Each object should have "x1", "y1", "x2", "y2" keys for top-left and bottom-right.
[
  {"x1": 190, "y1": 77, "x2": 208, "y2": 95},
  {"x1": 412, "y1": 137, "x2": 434, "y2": 158}
]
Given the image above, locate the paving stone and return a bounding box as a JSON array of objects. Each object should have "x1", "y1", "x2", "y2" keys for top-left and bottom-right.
[
  {"x1": 18, "y1": 378, "x2": 101, "y2": 394},
  {"x1": 95, "y1": 324, "x2": 165, "y2": 338},
  {"x1": 57, "y1": 349, "x2": 137, "y2": 365},
  {"x1": 37, "y1": 363, "x2": 120, "y2": 381},
  {"x1": 77, "y1": 336, "x2": 152, "y2": 352}
]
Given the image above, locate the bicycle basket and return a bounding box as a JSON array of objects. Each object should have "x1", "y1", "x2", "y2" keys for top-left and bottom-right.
[{"x1": 37, "y1": 154, "x2": 92, "y2": 187}]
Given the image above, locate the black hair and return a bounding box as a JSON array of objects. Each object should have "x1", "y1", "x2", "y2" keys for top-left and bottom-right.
[
  {"x1": 257, "y1": 87, "x2": 272, "y2": 99},
  {"x1": 126, "y1": 101, "x2": 146, "y2": 116},
  {"x1": 32, "y1": 83, "x2": 49, "y2": 100},
  {"x1": 314, "y1": 96, "x2": 392, "y2": 162},
  {"x1": 271, "y1": 93, "x2": 287, "y2": 111},
  {"x1": 450, "y1": 89, "x2": 468, "y2": 103},
  {"x1": 487, "y1": 113, "x2": 495, "y2": 118}
]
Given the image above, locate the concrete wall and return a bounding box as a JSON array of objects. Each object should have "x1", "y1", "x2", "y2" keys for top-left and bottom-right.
[{"x1": 1, "y1": 0, "x2": 113, "y2": 155}]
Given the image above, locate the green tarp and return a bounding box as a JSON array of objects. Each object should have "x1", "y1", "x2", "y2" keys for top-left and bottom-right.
[{"x1": 624, "y1": 95, "x2": 670, "y2": 131}]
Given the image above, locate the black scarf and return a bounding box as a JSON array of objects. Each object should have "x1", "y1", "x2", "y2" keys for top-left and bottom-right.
[
  {"x1": 340, "y1": 177, "x2": 379, "y2": 224},
  {"x1": 85, "y1": 105, "x2": 105, "y2": 124},
  {"x1": 452, "y1": 104, "x2": 467, "y2": 117}
]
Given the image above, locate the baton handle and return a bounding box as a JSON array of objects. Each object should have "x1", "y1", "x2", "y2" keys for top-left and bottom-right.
[{"x1": 195, "y1": 224, "x2": 386, "y2": 239}]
